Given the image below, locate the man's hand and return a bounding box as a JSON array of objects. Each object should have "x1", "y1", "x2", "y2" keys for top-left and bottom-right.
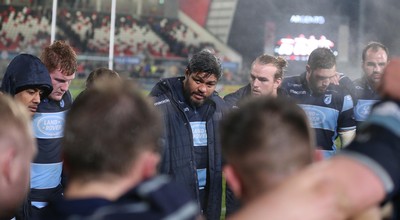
[{"x1": 330, "y1": 72, "x2": 340, "y2": 85}]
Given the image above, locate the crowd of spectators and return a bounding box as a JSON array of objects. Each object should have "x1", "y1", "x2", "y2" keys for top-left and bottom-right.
[
  {"x1": 0, "y1": 5, "x2": 51, "y2": 54},
  {"x1": 0, "y1": 4, "x2": 245, "y2": 84},
  {"x1": 0, "y1": 4, "x2": 222, "y2": 59},
  {"x1": 56, "y1": 8, "x2": 220, "y2": 60}
]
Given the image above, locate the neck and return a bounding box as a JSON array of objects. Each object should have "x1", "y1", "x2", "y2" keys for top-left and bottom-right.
[
  {"x1": 242, "y1": 186, "x2": 269, "y2": 205},
  {"x1": 369, "y1": 80, "x2": 379, "y2": 91},
  {"x1": 363, "y1": 76, "x2": 378, "y2": 91},
  {"x1": 65, "y1": 174, "x2": 140, "y2": 201},
  {"x1": 242, "y1": 172, "x2": 294, "y2": 205}
]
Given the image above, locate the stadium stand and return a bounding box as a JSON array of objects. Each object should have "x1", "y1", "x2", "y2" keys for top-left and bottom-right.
[
  {"x1": 56, "y1": 8, "x2": 218, "y2": 59},
  {"x1": 0, "y1": 3, "x2": 244, "y2": 87},
  {"x1": 0, "y1": 5, "x2": 51, "y2": 53}
]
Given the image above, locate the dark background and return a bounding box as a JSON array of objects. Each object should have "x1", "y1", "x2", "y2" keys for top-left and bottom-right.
[{"x1": 228, "y1": 0, "x2": 400, "y2": 77}]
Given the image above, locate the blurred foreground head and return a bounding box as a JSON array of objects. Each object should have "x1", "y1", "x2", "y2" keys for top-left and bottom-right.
[
  {"x1": 379, "y1": 58, "x2": 400, "y2": 100},
  {"x1": 0, "y1": 95, "x2": 36, "y2": 219},
  {"x1": 63, "y1": 79, "x2": 162, "y2": 182},
  {"x1": 220, "y1": 97, "x2": 314, "y2": 202},
  {"x1": 85, "y1": 67, "x2": 120, "y2": 89}
]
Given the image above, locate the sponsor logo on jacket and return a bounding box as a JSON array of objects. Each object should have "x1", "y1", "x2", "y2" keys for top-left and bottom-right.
[{"x1": 154, "y1": 99, "x2": 170, "y2": 106}]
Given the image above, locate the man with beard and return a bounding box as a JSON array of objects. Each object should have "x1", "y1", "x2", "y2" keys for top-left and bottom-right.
[
  {"x1": 353, "y1": 42, "x2": 389, "y2": 126},
  {"x1": 149, "y1": 50, "x2": 232, "y2": 219},
  {"x1": 281, "y1": 47, "x2": 356, "y2": 158},
  {"x1": 223, "y1": 54, "x2": 287, "y2": 108}
]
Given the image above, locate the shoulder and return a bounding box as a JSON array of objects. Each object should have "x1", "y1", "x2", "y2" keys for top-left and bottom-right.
[
  {"x1": 367, "y1": 100, "x2": 400, "y2": 136},
  {"x1": 211, "y1": 92, "x2": 230, "y2": 112},
  {"x1": 281, "y1": 75, "x2": 304, "y2": 92},
  {"x1": 149, "y1": 78, "x2": 179, "y2": 106},
  {"x1": 282, "y1": 75, "x2": 301, "y2": 84},
  {"x1": 109, "y1": 176, "x2": 200, "y2": 219},
  {"x1": 338, "y1": 74, "x2": 355, "y2": 89},
  {"x1": 327, "y1": 84, "x2": 351, "y2": 97},
  {"x1": 281, "y1": 75, "x2": 307, "y2": 96},
  {"x1": 327, "y1": 84, "x2": 342, "y2": 94},
  {"x1": 223, "y1": 84, "x2": 251, "y2": 106},
  {"x1": 149, "y1": 79, "x2": 169, "y2": 97},
  {"x1": 37, "y1": 93, "x2": 72, "y2": 112},
  {"x1": 39, "y1": 196, "x2": 111, "y2": 220},
  {"x1": 224, "y1": 84, "x2": 250, "y2": 97},
  {"x1": 149, "y1": 77, "x2": 183, "y2": 97},
  {"x1": 353, "y1": 78, "x2": 365, "y2": 88},
  {"x1": 327, "y1": 85, "x2": 354, "y2": 106}
]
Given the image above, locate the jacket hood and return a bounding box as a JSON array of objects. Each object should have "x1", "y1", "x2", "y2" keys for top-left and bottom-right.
[{"x1": 1, "y1": 54, "x2": 53, "y2": 97}]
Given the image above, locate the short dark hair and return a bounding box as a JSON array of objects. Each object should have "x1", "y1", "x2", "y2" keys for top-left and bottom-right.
[
  {"x1": 40, "y1": 40, "x2": 77, "y2": 76},
  {"x1": 63, "y1": 80, "x2": 162, "y2": 182},
  {"x1": 362, "y1": 41, "x2": 389, "y2": 62},
  {"x1": 307, "y1": 47, "x2": 336, "y2": 71},
  {"x1": 221, "y1": 97, "x2": 314, "y2": 191},
  {"x1": 252, "y1": 54, "x2": 287, "y2": 80},
  {"x1": 186, "y1": 50, "x2": 222, "y2": 79},
  {"x1": 85, "y1": 67, "x2": 120, "y2": 89}
]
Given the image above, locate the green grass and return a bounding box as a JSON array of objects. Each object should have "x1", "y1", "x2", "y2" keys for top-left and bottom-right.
[
  {"x1": 220, "y1": 175, "x2": 227, "y2": 220},
  {"x1": 69, "y1": 78, "x2": 85, "y2": 99}
]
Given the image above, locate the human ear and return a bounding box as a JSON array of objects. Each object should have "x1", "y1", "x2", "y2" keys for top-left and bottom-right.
[
  {"x1": 0, "y1": 147, "x2": 16, "y2": 186},
  {"x1": 141, "y1": 152, "x2": 160, "y2": 179},
  {"x1": 274, "y1": 78, "x2": 282, "y2": 89}
]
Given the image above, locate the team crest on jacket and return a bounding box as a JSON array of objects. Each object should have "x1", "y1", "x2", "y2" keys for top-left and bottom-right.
[
  {"x1": 324, "y1": 94, "x2": 332, "y2": 105},
  {"x1": 60, "y1": 99, "x2": 65, "y2": 108}
]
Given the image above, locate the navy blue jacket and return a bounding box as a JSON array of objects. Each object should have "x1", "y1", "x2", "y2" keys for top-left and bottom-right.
[
  {"x1": 345, "y1": 100, "x2": 400, "y2": 219},
  {"x1": 223, "y1": 83, "x2": 251, "y2": 108},
  {"x1": 223, "y1": 83, "x2": 286, "y2": 108},
  {"x1": 149, "y1": 77, "x2": 229, "y2": 220},
  {"x1": 38, "y1": 176, "x2": 200, "y2": 220}
]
